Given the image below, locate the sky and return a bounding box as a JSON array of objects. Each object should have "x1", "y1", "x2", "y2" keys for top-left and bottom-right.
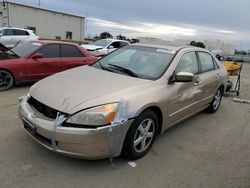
[{"x1": 12, "y1": 0, "x2": 250, "y2": 49}]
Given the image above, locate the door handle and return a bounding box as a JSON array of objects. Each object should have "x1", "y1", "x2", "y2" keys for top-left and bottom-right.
[
  {"x1": 216, "y1": 74, "x2": 221, "y2": 79},
  {"x1": 194, "y1": 81, "x2": 202, "y2": 86}
]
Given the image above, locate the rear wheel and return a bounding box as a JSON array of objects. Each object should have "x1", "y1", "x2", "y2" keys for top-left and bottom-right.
[
  {"x1": 0, "y1": 70, "x2": 14, "y2": 91},
  {"x1": 206, "y1": 88, "x2": 223, "y2": 113},
  {"x1": 122, "y1": 110, "x2": 158, "y2": 159}
]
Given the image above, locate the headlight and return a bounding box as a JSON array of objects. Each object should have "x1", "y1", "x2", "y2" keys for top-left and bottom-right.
[{"x1": 65, "y1": 103, "x2": 118, "y2": 127}]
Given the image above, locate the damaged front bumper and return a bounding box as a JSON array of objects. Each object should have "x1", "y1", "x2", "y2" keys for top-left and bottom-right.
[{"x1": 18, "y1": 95, "x2": 133, "y2": 159}]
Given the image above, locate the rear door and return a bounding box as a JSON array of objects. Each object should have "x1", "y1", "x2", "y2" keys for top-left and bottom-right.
[
  {"x1": 196, "y1": 52, "x2": 221, "y2": 104},
  {"x1": 59, "y1": 44, "x2": 88, "y2": 71},
  {"x1": 25, "y1": 44, "x2": 60, "y2": 81},
  {"x1": 13, "y1": 29, "x2": 30, "y2": 45}
]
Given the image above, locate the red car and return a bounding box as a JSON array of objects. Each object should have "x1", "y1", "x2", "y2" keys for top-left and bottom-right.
[{"x1": 0, "y1": 40, "x2": 97, "y2": 91}]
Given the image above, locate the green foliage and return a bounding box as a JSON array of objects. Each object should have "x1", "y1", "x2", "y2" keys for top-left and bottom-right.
[{"x1": 190, "y1": 41, "x2": 206, "y2": 48}]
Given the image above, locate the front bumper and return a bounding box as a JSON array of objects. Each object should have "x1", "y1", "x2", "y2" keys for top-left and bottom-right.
[{"x1": 18, "y1": 95, "x2": 133, "y2": 159}]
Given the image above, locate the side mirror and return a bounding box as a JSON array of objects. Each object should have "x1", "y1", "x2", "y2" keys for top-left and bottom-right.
[
  {"x1": 0, "y1": 33, "x2": 3, "y2": 38},
  {"x1": 31, "y1": 53, "x2": 44, "y2": 59},
  {"x1": 169, "y1": 71, "x2": 194, "y2": 84},
  {"x1": 108, "y1": 45, "x2": 114, "y2": 49},
  {"x1": 175, "y1": 72, "x2": 194, "y2": 82}
]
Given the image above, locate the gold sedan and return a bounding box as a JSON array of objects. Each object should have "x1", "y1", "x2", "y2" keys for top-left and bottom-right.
[{"x1": 18, "y1": 43, "x2": 228, "y2": 159}]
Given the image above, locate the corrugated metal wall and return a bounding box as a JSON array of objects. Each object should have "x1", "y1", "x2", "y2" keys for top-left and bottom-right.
[{"x1": 7, "y1": 3, "x2": 84, "y2": 41}]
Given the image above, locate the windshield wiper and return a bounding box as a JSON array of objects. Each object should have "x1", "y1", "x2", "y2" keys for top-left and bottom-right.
[
  {"x1": 107, "y1": 63, "x2": 138, "y2": 77},
  {"x1": 98, "y1": 61, "x2": 114, "y2": 72}
]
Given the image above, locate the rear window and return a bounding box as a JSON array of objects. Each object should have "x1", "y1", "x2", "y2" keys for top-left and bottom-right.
[
  {"x1": 14, "y1": 29, "x2": 29, "y2": 36},
  {"x1": 60, "y1": 44, "x2": 84, "y2": 57}
]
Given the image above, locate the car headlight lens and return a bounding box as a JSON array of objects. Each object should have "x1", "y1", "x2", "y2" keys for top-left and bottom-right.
[{"x1": 66, "y1": 103, "x2": 118, "y2": 126}]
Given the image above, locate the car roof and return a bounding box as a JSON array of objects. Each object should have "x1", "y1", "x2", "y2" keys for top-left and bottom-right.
[
  {"x1": 100, "y1": 38, "x2": 130, "y2": 43},
  {"x1": 35, "y1": 40, "x2": 80, "y2": 45},
  {"x1": 132, "y1": 43, "x2": 205, "y2": 52},
  {"x1": 0, "y1": 26, "x2": 32, "y2": 31}
]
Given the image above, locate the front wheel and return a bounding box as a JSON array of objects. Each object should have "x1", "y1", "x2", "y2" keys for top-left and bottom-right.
[
  {"x1": 122, "y1": 110, "x2": 158, "y2": 159},
  {"x1": 0, "y1": 70, "x2": 14, "y2": 91},
  {"x1": 206, "y1": 88, "x2": 223, "y2": 113}
]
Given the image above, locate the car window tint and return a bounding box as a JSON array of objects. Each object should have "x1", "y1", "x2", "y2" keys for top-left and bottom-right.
[
  {"x1": 213, "y1": 58, "x2": 220, "y2": 69},
  {"x1": 2, "y1": 29, "x2": 14, "y2": 36},
  {"x1": 14, "y1": 29, "x2": 30, "y2": 36},
  {"x1": 110, "y1": 42, "x2": 120, "y2": 48},
  {"x1": 37, "y1": 44, "x2": 60, "y2": 58},
  {"x1": 175, "y1": 52, "x2": 198, "y2": 75},
  {"x1": 199, "y1": 52, "x2": 215, "y2": 72},
  {"x1": 60, "y1": 44, "x2": 84, "y2": 57},
  {"x1": 120, "y1": 42, "x2": 128, "y2": 47}
]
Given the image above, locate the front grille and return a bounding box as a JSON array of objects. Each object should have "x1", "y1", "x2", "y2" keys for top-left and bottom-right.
[{"x1": 28, "y1": 97, "x2": 66, "y2": 119}]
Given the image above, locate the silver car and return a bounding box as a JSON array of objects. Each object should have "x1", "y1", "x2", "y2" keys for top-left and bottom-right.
[{"x1": 18, "y1": 43, "x2": 228, "y2": 159}]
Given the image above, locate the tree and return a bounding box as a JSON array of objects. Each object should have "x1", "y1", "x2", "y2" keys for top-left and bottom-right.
[
  {"x1": 196, "y1": 42, "x2": 206, "y2": 48},
  {"x1": 190, "y1": 41, "x2": 205, "y2": 48},
  {"x1": 100, "y1": 32, "x2": 113, "y2": 39},
  {"x1": 190, "y1": 41, "x2": 197, "y2": 46}
]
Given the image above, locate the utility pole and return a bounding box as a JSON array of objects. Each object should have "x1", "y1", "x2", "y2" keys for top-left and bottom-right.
[{"x1": 38, "y1": 0, "x2": 41, "y2": 7}]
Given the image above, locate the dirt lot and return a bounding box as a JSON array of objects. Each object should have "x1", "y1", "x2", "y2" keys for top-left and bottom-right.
[{"x1": 0, "y1": 64, "x2": 250, "y2": 188}]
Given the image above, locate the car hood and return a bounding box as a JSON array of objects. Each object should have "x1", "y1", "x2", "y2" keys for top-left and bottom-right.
[
  {"x1": 81, "y1": 44, "x2": 103, "y2": 51},
  {"x1": 29, "y1": 66, "x2": 151, "y2": 114},
  {"x1": 0, "y1": 42, "x2": 20, "y2": 58},
  {"x1": 0, "y1": 43, "x2": 9, "y2": 52}
]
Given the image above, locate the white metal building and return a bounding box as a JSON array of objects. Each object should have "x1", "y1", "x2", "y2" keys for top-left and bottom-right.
[
  {"x1": 0, "y1": 1, "x2": 85, "y2": 41},
  {"x1": 204, "y1": 40, "x2": 236, "y2": 55}
]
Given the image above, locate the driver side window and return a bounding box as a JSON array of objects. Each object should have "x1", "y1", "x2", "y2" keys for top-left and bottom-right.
[
  {"x1": 110, "y1": 42, "x2": 120, "y2": 49},
  {"x1": 37, "y1": 44, "x2": 60, "y2": 58},
  {"x1": 175, "y1": 52, "x2": 198, "y2": 75}
]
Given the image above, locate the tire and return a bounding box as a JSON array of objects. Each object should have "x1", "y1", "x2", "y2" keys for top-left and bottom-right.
[
  {"x1": 0, "y1": 70, "x2": 14, "y2": 91},
  {"x1": 122, "y1": 110, "x2": 158, "y2": 159},
  {"x1": 206, "y1": 88, "x2": 223, "y2": 113}
]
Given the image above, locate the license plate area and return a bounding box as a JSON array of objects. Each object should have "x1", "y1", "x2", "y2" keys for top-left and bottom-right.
[{"x1": 23, "y1": 119, "x2": 36, "y2": 135}]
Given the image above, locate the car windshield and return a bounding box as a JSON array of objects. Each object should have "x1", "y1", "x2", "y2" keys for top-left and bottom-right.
[
  {"x1": 92, "y1": 39, "x2": 111, "y2": 47},
  {"x1": 91, "y1": 45, "x2": 176, "y2": 80},
  {"x1": 10, "y1": 41, "x2": 42, "y2": 57}
]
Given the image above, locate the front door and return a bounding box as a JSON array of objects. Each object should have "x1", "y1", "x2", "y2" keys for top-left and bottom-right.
[
  {"x1": 25, "y1": 44, "x2": 61, "y2": 81},
  {"x1": 167, "y1": 51, "x2": 204, "y2": 125}
]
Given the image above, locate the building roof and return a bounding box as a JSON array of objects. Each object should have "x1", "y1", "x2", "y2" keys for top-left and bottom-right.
[{"x1": 1, "y1": 1, "x2": 85, "y2": 19}]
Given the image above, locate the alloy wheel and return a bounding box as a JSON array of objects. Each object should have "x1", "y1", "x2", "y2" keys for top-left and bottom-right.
[
  {"x1": 213, "y1": 89, "x2": 222, "y2": 110},
  {"x1": 133, "y1": 118, "x2": 155, "y2": 153},
  {"x1": 0, "y1": 70, "x2": 14, "y2": 91}
]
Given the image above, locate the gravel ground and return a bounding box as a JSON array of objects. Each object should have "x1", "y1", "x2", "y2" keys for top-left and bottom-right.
[{"x1": 0, "y1": 64, "x2": 250, "y2": 188}]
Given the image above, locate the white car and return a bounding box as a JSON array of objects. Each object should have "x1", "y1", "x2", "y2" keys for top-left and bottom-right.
[
  {"x1": 0, "y1": 27, "x2": 39, "y2": 48},
  {"x1": 81, "y1": 39, "x2": 130, "y2": 57}
]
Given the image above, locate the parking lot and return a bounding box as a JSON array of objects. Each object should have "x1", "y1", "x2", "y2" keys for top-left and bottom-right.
[{"x1": 0, "y1": 64, "x2": 250, "y2": 188}]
